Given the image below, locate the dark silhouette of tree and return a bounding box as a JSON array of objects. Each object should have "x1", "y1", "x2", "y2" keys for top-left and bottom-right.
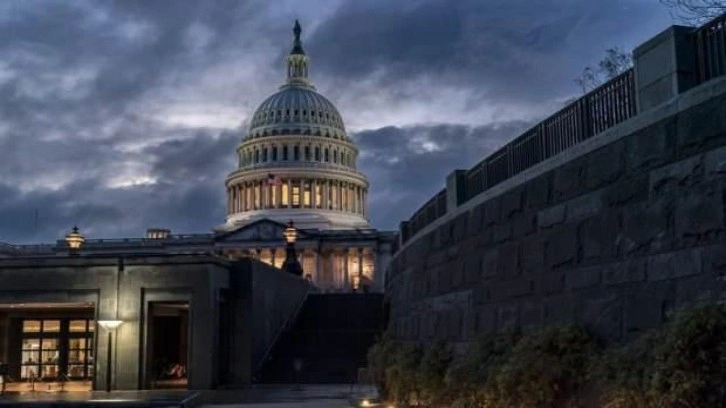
[
  {"x1": 660, "y1": 0, "x2": 725, "y2": 24},
  {"x1": 573, "y1": 47, "x2": 633, "y2": 95}
]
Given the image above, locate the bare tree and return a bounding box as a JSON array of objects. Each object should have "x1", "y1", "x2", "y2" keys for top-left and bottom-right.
[
  {"x1": 574, "y1": 47, "x2": 633, "y2": 94},
  {"x1": 660, "y1": 0, "x2": 725, "y2": 24}
]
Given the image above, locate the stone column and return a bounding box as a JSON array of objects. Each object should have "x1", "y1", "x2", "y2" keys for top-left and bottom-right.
[
  {"x1": 271, "y1": 248, "x2": 276, "y2": 268},
  {"x1": 321, "y1": 179, "x2": 330, "y2": 210},
  {"x1": 286, "y1": 179, "x2": 292, "y2": 208},
  {"x1": 343, "y1": 249, "x2": 350, "y2": 291},
  {"x1": 312, "y1": 178, "x2": 317, "y2": 208},
  {"x1": 357, "y1": 247, "x2": 364, "y2": 290}
]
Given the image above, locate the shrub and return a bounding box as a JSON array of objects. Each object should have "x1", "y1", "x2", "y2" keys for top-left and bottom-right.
[
  {"x1": 445, "y1": 331, "x2": 520, "y2": 407},
  {"x1": 367, "y1": 332, "x2": 399, "y2": 398},
  {"x1": 493, "y1": 325, "x2": 599, "y2": 408},
  {"x1": 417, "y1": 340, "x2": 454, "y2": 406},
  {"x1": 649, "y1": 303, "x2": 726, "y2": 407},
  {"x1": 385, "y1": 341, "x2": 423, "y2": 405}
]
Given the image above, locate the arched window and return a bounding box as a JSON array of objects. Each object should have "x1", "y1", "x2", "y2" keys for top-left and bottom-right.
[
  {"x1": 262, "y1": 147, "x2": 268, "y2": 162},
  {"x1": 254, "y1": 149, "x2": 259, "y2": 163},
  {"x1": 293, "y1": 146, "x2": 300, "y2": 160},
  {"x1": 333, "y1": 150, "x2": 338, "y2": 164},
  {"x1": 324, "y1": 148, "x2": 329, "y2": 162},
  {"x1": 315, "y1": 147, "x2": 320, "y2": 161},
  {"x1": 272, "y1": 146, "x2": 278, "y2": 161},
  {"x1": 283, "y1": 145, "x2": 289, "y2": 160},
  {"x1": 304, "y1": 146, "x2": 310, "y2": 161}
]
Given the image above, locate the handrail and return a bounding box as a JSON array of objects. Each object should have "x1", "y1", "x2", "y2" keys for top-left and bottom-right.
[{"x1": 254, "y1": 282, "x2": 314, "y2": 378}]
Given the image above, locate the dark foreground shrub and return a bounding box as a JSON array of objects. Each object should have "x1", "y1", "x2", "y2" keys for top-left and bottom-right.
[
  {"x1": 417, "y1": 340, "x2": 454, "y2": 406},
  {"x1": 493, "y1": 325, "x2": 599, "y2": 408}
]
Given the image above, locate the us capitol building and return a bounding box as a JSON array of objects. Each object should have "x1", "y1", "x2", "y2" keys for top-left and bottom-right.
[{"x1": 0, "y1": 21, "x2": 395, "y2": 294}]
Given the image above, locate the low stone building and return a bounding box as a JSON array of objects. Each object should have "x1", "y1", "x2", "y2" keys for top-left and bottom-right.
[{"x1": 0, "y1": 253, "x2": 309, "y2": 391}]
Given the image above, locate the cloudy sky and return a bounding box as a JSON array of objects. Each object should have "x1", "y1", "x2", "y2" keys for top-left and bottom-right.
[{"x1": 0, "y1": 0, "x2": 675, "y2": 243}]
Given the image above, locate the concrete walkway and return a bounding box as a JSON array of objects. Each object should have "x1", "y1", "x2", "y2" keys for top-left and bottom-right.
[{"x1": 200, "y1": 384, "x2": 377, "y2": 407}]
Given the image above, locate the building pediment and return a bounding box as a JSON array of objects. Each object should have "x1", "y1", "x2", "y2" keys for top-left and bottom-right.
[{"x1": 215, "y1": 219, "x2": 309, "y2": 243}]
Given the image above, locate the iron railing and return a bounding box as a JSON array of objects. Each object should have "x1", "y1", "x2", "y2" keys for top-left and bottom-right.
[
  {"x1": 397, "y1": 68, "x2": 637, "y2": 246},
  {"x1": 695, "y1": 12, "x2": 726, "y2": 83}
]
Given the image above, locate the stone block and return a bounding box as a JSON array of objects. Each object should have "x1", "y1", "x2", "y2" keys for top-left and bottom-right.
[
  {"x1": 676, "y1": 92, "x2": 726, "y2": 157},
  {"x1": 483, "y1": 197, "x2": 500, "y2": 226},
  {"x1": 496, "y1": 242, "x2": 519, "y2": 278},
  {"x1": 500, "y1": 187, "x2": 524, "y2": 219},
  {"x1": 627, "y1": 117, "x2": 676, "y2": 171},
  {"x1": 521, "y1": 301, "x2": 544, "y2": 332},
  {"x1": 464, "y1": 254, "x2": 481, "y2": 284},
  {"x1": 585, "y1": 141, "x2": 626, "y2": 189},
  {"x1": 535, "y1": 272, "x2": 564, "y2": 294},
  {"x1": 545, "y1": 226, "x2": 578, "y2": 268},
  {"x1": 624, "y1": 283, "x2": 673, "y2": 333},
  {"x1": 497, "y1": 304, "x2": 519, "y2": 330},
  {"x1": 583, "y1": 295, "x2": 623, "y2": 342},
  {"x1": 649, "y1": 154, "x2": 703, "y2": 194},
  {"x1": 543, "y1": 295, "x2": 578, "y2": 325},
  {"x1": 565, "y1": 190, "x2": 603, "y2": 224},
  {"x1": 491, "y1": 279, "x2": 532, "y2": 301},
  {"x1": 472, "y1": 286, "x2": 490, "y2": 304},
  {"x1": 704, "y1": 145, "x2": 726, "y2": 176},
  {"x1": 580, "y1": 211, "x2": 621, "y2": 261},
  {"x1": 480, "y1": 248, "x2": 498, "y2": 280},
  {"x1": 604, "y1": 174, "x2": 649, "y2": 207},
  {"x1": 674, "y1": 193, "x2": 724, "y2": 239},
  {"x1": 603, "y1": 259, "x2": 647, "y2": 285},
  {"x1": 675, "y1": 276, "x2": 718, "y2": 310},
  {"x1": 526, "y1": 173, "x2": 551, "y2": 210},
  {"x1": 453, "y1": 213, "x2": 469, "y2": 243},
  {"x1": 553, "y1": 160, "x2": 584, "y2": 201},
  {"x1": 467, "y1": 206, "x2": 483, "y2": 237},
  {"x1": 702, "y1": 244, "x2": 726, "y2": 279},
  {"x1": 520, "y1": 237, "x2": 546, "y2": 274},
  {"x1": 513, "y1": 212, "x2": 537, "y2": 238},
  {"x1": 565, "y1": 266, "x2": 601, "y2": 290},
  {"x1": 538, "y1": 204, "x2": 566, "y2": 229},
  {"x1": 618, "y1": 199, "x2": 672, "y2": 256},
  {"x1": 475, "y1": 306, "x2": 497, "y2": 335},
  {"x1": 445, "y1": 245, "x2": 460, "y2": 260},
  {"x1": 647, "y1": 248, "x2": 703, "y2": 281},
  {"x1": 492, "y1": 222, "x2": 512, "y2": 243}
]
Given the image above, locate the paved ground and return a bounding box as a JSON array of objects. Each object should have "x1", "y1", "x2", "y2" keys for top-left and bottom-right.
[
  {"x1": 200, "y1": 384, "x2": 377, "y2": 407},
  {"x1": 0, "y1": 384, "x2": 377, "y2": 407}
]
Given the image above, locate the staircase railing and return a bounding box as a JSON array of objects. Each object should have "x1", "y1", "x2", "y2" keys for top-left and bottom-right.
[{"x1": 255, "y1": 282, "x2": 315, "y2": 378}]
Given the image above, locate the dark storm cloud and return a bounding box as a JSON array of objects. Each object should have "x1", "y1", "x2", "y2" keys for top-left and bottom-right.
[
  {"x1": 308, "y1": 0, "x2": 671, "y2": 103},
  {"x1": 0, "y1": 0, "x2": 673, "y2": 242},
  {"x1": 353, "y1": 121, "x2": 531, "y2": 228}
]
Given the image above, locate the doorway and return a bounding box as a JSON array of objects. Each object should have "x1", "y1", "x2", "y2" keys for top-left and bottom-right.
[{"x1": 146, "y1": 302, "x2": 189, "y2": 389}]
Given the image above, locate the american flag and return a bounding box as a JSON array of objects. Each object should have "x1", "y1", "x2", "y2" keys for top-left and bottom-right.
[{"x1": 264, "y1": 173, "x2": 282, "y2": 186}]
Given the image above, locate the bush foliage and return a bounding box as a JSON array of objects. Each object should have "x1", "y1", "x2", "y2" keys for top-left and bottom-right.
[{"x1": 367, "y1": 303, "x2": 726, "y2": 407}]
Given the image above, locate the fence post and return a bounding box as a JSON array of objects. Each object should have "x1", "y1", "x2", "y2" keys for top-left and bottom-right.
[{"x1": 633, "y1": 25, "x2": 698, "y2": 111}]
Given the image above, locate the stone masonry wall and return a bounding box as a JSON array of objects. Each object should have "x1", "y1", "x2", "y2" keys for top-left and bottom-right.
[{"x1": 386, "y1": 82, "x2": 726, "y2": 347}]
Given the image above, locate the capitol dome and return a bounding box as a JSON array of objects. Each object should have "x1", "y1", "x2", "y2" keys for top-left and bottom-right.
[{"x1": 222, "y1": 20, "x2": 370, "y2": 231}]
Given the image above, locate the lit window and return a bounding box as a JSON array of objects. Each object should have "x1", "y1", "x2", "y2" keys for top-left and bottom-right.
[
  {"x1": 272, "y1": 185, "x2": 278, "y2": 207},
  {"x1": 23, "y1": 320, "x2": 41, "y2": 333},
  {"x1": 303, "y1": 181, "x2": 311, "y2": 207},
  {"x1": 316, "y1": 184, "x2": 322, "y2": 208},
  {"x1": 282, "y1": 182, "x2": 289, "y2": 206},
  {"x1": 292, "y1": 184, "x2": 300, "y2": 207}
]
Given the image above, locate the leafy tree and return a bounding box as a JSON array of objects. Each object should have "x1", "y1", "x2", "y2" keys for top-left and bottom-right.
[{"x1": 385, "y1": 342, "x2": 423, "y2": 405}]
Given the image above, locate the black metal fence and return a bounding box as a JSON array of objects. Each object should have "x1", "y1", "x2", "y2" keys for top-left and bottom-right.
[
  {"x1": 695, "y1": 13, "x2": 726, "y2": 83},
  {"x1": 395, "y1": 12, "x2": 726, "y2": 249}
]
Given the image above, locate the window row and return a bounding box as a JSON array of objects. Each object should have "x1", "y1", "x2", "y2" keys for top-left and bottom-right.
[
  {"x1": 239, "y1": 144, "x2": 356, "y2": 168},
  {"x1": 251, "y1": 108, "x2": 343, "y2": 129},
  {"x1": 227, "y1": 178, "x2": 367, "y2": 216}
]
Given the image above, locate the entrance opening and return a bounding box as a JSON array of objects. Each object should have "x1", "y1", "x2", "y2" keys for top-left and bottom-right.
[
  {"x1": 0, "y1": 302, "x2": 95, "y2": 392},
  {"x1": 147, "y1": 302, "x2": 189, "y2": 389}
]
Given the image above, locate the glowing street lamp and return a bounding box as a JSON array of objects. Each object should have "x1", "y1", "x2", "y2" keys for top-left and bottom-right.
[
  {"x1": 282, "y1": 220, "x2": 303, "y2": 276},
  {"x1": 65, "y1": 226, "x2": 85, "y2": 254},
  {"x1": 98, "y1": 320, "x2": 123, "y2": 392}
]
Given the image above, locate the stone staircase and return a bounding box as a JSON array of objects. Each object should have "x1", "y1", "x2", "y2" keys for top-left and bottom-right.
[{"x1": 256, "y1": 293, "x2": 383, "y2": 384}]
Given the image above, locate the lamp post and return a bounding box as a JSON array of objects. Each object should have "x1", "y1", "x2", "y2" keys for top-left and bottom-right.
[
  {"x1": 65, "y1": 226, "x2": 85, "y2": 255},
  {"x1": 97, "y1": 320, "x2": 123, "y2": 392},
  {"x1": 282, "y1": 220, "x2": 304, "y2": 276}
]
